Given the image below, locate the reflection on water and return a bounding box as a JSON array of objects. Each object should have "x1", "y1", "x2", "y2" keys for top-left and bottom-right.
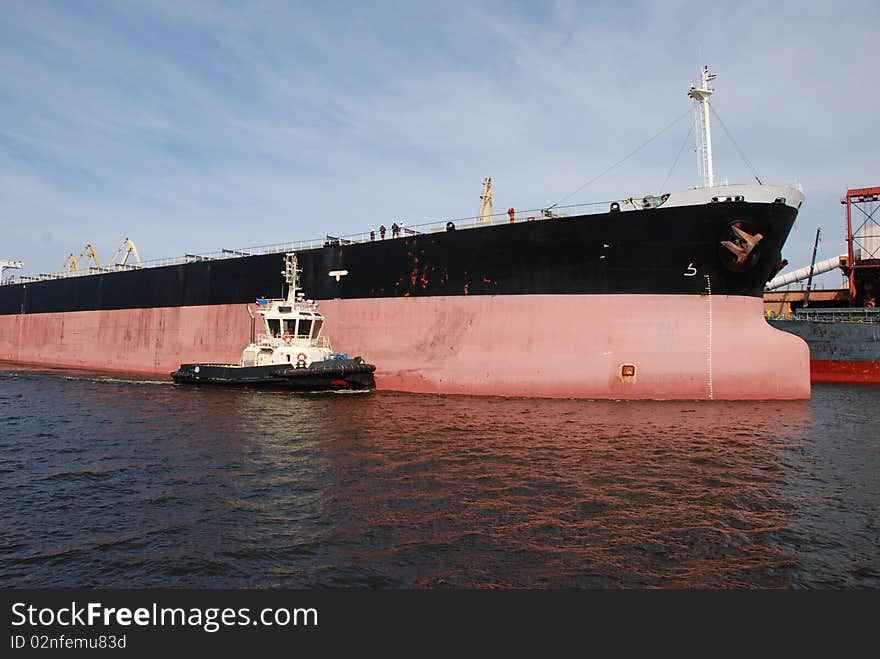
[{"x1": 0, "y1": 368, "x2": 876, "y2": 588}]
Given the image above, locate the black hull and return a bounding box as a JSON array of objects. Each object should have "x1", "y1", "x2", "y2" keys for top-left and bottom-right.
[
  {"x1": 171, "y1": 358, "x2": 376, "y2": 391},
  {"x1": 0, "y1": 201, "x2": 797, "y2": 315}
]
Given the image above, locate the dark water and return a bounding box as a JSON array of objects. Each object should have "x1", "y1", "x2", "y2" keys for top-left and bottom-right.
[{"x1": 0, "y1": 368, "x2": 877, "y2": 588}]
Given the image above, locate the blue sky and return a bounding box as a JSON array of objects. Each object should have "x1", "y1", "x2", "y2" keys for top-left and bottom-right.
[{"x1": 2, "y1": 0, "x2": 878, "y2": 283}]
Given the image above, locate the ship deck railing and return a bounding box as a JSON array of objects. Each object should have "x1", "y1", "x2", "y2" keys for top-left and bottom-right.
[
  {"x1": 789, "y1": 308, "x2": 880, "y2": 323},
  {"x1": 256, "y1": 334, "x2": 332, "y2": 348},
  {"x1": 3, "y1": 197, "x2": 636, "y2": 284}
]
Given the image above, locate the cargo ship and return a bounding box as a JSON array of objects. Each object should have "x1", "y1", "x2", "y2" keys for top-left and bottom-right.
[
  {"x1": 0, "y1": 68, "x2": 810, "y2": 399},
  {"x1": 764, "y1": 186, "x2": 880, "y2": 383}
]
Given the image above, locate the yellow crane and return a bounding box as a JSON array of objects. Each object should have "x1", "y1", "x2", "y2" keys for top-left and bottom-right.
[
  {"x1": 58, "y1": 244, "x2": 101, "y2": 275},
  {"x1": 59, "y1": 253, "x2": 78, "y2": 276},
  {"x1": 58, "y1": 239, "x2": 142, "y2": 276},
  {"x1": 109, "y1": 238, "x2": 141, "y2": 267},
  {"x1": 477, "y1": 177, "x2": 493, "y2": 225}
]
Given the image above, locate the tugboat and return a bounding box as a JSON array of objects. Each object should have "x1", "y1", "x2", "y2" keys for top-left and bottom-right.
[{"x1": 171, "y1": 254, "x2": 376, "y2": 391}]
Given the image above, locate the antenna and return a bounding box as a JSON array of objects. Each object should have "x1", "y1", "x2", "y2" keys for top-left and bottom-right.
[
  {"x1": 688, "y1": 66, "x2": 717, "y2": 188},
  {"x1": 283, "y1": 253, "x2": 303, "y2": 302}
]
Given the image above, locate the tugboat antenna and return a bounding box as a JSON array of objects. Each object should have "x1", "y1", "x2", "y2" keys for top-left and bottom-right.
[
  {"x1": 688, "y1": 65, "x2": 716, "y2": 188},
  {"x1": 283, "y1": 253, "x2": 303, "y2": 301}
]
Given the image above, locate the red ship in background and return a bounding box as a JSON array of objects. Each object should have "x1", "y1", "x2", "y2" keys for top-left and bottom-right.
[{"x1": 765, "y1": 186, "x2": 880, "y2": 383}]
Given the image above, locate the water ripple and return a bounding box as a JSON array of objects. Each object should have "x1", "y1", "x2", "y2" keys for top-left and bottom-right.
[{"x1": 0, "y1": 368, "x2": 877, "y2": 588}]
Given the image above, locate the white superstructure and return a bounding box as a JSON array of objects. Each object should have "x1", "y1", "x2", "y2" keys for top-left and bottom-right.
[{"x1": 240, "y1": 253, "x2": 334, "y2": 368}]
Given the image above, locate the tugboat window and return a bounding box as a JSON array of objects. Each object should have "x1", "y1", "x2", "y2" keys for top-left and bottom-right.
[
  {"x1": 283, "y1": 319, "x2": 297, "y2": 336},
  {"x1": 298, "y1": 319, "x2": 312, "y2": 338},
  {"x1": 312, "y1": 319, "x2": 323, "y2": 338},
  {"x1": 267, "y1": 319, "x2": 281, "y2": 337}
]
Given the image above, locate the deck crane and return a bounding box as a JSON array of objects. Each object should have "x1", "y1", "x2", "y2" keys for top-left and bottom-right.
[
  {"x1": 109, "y1": 238, "x2": 141, "y2": 268},
  {"x1": 477, "y1": 177, "x2": 493, "y2": 225},
  {"x1": 58, "y1": 244, "x2": 101, "y2": 275},
  {"x1": 59, "y1": 253, "x2": 78, "y2": 275}
]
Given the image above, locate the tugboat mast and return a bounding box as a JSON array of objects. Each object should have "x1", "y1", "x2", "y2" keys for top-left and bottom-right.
[
  {"x1": 283, "y1": 253, "x2": 303, "y2": 302},
  {"x1": 688, "y1": 66, "x2": 717, "y2": 188}
]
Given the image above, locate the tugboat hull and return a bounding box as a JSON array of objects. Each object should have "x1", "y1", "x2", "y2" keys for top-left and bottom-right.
[{"x1": 171, "y1": 358, "x2": 375, "y2": 391}]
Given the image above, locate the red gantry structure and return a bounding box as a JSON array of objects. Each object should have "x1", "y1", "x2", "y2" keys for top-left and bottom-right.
[{"x1": 843, "y1": 186, "x2": 880, "y2": 307}]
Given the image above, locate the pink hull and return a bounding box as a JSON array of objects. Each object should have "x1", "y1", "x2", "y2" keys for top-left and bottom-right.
[
  {"x1": 0, "y1": 294, "x2": 810, "y2": 399},
  {"x1": 0, "y1": 304, "x2": 253, "y2": 378}
]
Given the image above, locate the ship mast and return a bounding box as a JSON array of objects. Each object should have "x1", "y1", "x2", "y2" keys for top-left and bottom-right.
[
  {"x1": 283, "y1": 252, "x2": 303, "y2": 302},
  {"x1": 688, "y1": 66, "x2": 717, "y2": 188}
]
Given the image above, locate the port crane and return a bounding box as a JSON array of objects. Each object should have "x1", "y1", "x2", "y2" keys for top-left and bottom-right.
[
  {"x1": 766, "y1": 186, "x2": 880, "y2": 308},
  {"x1": 477, "y1": 177, "x2": 493, "y2": 225},
  {"x1": 58, "y1": 244, "x2": 101, "y2": 275},
  {"x1": 56, "y1": 238, "x2": 142, "y2": 276},
  {"x1": 109, "y1": 238, "x2": 142, "y2": 268},
  {"x1": 0, "y1": 259, "x2": 23, "y2": 282}
]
